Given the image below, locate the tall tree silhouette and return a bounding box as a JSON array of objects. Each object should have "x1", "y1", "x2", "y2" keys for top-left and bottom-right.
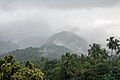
[
  {"x1": 107, "y1": 37, "x2": 120, "y2": 60},
  {"x1": 88, "y1": 43, "x2": 103, "y2": 65}
]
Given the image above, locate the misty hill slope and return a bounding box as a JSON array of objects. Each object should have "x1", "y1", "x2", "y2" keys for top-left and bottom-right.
[
  {"x1": 0, "y1": 20, "x2": 53, "y2": 48},
  {"x1": 37, "y1": 31, "x2": 88, "y2": 59},
  {"x1": 0, "y1": 31, "x2": 88, "y2": 62},
  {"x1": 46, "y1": 31, "x2": 88, "y2": 53},
  {"x1": 1, "y1": 45, "x2": 72, "y2": 63},
  {"x1": 0, "y1": 41, "x2": 20, "y2": 55},
  {"x1": 39, "y1": 43, "x2": 72, "y2": 59},
  {"x1": 0, "y1": 47, "x2": 42, "y2": 63}
]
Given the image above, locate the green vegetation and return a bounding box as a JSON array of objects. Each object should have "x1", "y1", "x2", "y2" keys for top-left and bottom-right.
[
  {"x1": 0, "y1": 55, "x2": 44, "y2": 80},
  {"x1": 1, "y1": 37, "x2": 120, "y2": 80},
  {"x1": 1, "y1": 47, "x2": 43, "y2": 63}
]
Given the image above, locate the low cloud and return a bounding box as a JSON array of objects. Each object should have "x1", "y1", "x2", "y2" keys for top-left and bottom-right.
[
  {"x1": 0, "y1": 0, "x2": 120, "y2": 10},
  {"x1": 0, "y1": 0, "x2": 120, "y2": 46}
]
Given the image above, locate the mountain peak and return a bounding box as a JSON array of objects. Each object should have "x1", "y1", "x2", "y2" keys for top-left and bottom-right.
[
  {"x1": 46, "y1": 31, "x2": 88, "y2": 53},
  {"x1": 58, "y1": 31, "x2": 75, "y2": 35}
]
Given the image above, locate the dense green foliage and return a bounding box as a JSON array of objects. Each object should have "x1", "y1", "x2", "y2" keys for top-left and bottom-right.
[
  {"x1": 36, "y1": 37, "x2": 120, "y2": 80},
  {"x1": 1, "y1": 47, "x2": 43, "y2": 63},
  {"x1": 0, "y1": 55, "x2": 44, "y2": 80},
  {"x1": 1, "y1": 37, "x2": 120, "y2": 80}
]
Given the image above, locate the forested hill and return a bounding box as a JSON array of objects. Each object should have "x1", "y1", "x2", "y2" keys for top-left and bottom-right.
[
  {"x1": 0, "y1": 47, "x2": 42, "y2": 63},
  {"x1": 46, "y1": 31, "x2": 88, "y2": 53},
  {"x1": 1, "y1": 37, "x2": 120, "y2": 80},
  {"x1": 0, "y1": 45, "x2": 71, "y2": 63},
  {"x1": 0, "y1": 31, "x2": 88, "y2": 62}
]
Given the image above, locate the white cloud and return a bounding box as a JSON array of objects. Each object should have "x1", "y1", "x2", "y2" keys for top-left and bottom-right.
[{"x1": 0, "y1": 0, "x2": 120, "y2": 44}]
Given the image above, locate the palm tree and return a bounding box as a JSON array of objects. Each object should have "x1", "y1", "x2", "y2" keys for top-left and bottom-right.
[
  {"x1": 114, "y1": 39, "x2": 120, "y2": 55},
  {"x1": 88, "y1": 43, "x2": 102, "y2": 65},
  {"x1": 106, "y1": 37, "x2": 116, "y2": 60},
  {"x1": 106, "y1": 37, "x2": 120, "y2": 60},
  {"x1": 99, "y1": 49, "x2": 109, "y2": 64}
]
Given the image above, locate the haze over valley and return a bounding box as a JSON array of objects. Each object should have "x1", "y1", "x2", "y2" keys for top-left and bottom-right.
[
  {"x1": 1, "y1": 0, "x2": 120, "y2": 80},
  {"x1": 0, "y1": 0, "x2": 120, "y2": 57}
]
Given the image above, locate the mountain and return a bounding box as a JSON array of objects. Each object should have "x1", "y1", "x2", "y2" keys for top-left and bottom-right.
[
  {"x1": 0, "y1": 31, "x2": 88, "y2": 62},
  {"x1": 0, "y1": 47, "x2": 42, "y2": 63},
  {"x1": 0, "y1": 41, "x2": 20, "y2": 55},
  {"x1": 37, "y1": 31, "x2": 88, "y2": 59},
  {"x1": 39, "y1": 43, "x2": 72, "y2": 59},
  {"x1": 46, "y1": 31, "x2": 88, "y2": 54},
  {"x1": 0, "y1": 19, "x2": 53, "y2": 48},
  {"x1": 1, "y1": 45, "x2": 71, "y2": 63}
]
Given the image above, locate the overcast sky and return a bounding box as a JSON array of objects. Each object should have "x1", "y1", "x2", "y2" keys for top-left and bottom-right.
[{"x1": 0, "y1": 0, "x2": 120, "y2": 44}]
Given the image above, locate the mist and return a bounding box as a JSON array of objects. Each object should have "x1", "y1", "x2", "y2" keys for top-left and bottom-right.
[
  {"x1": 0, "y1": 0, "x2": 120, "y2": 48},
  {"x1": 1, "y1": 1, "x2": 120, "y2": 79}
]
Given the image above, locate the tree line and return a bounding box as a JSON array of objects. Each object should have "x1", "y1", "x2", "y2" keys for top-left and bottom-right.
[{"x1": 1, "y1": 37, "x2": 120, "y2": 80}]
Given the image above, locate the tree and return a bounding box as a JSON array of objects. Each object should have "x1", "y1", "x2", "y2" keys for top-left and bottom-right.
[
  {"x1": 106, "y1": 37, "x2": 120, "y2": 60},
  {"x1": 95, "y1": 63, "x2": 110, "y2": 75},
  {"x1": 60, "y1": 52, "x2": 81, "y2": 80},
  {"x1": 82, "y1": 69, "x2": 96, "y2": 80},
  {"x1": 106, "y1": 37, "x2": 116, "y2": 53},
  {"x1": 88, "y1": 43, "x2": 108, "y2": 65},
  {"x1": 11, "y1": 66, "x2": 44, "y2": 80},
  {"x1": 0, "y1": 55, "x2": 44, "y2": 80},
  {"x1": 114, "y1": 39, "x2": 120, "y2": 55},
  {"x1": 0, "y1": 55, "x2": 20, "y2": 80},
  {"x1": 111, "y1": 67, "x2": 120, "y2": 80}
]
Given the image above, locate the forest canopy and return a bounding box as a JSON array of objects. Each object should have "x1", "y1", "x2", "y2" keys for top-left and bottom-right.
[{"x1": 1, "y1": 37, "x2": 120, "y2": 80}]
